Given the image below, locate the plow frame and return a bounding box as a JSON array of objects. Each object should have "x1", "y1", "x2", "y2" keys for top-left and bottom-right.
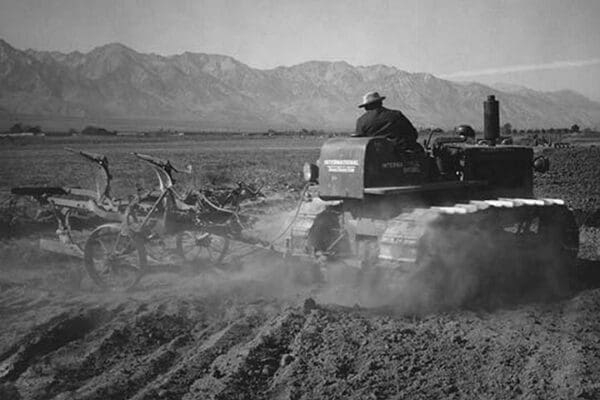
[{"x1": 9, "y1": 148, "x2": 268, "y2": 291}]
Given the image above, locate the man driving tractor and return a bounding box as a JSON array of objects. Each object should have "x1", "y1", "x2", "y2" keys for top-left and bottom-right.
[{"x1": 353, "y1": 91, "x2": 418, "y2": 148}]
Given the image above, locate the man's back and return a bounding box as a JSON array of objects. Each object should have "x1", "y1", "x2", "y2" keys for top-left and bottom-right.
[{"x1": 355, "y1": 106, "x2": 418, "y2": 143}]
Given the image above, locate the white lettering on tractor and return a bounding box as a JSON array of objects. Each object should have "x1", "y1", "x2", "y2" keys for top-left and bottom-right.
[
  {"x1": 324, "y1": 159, "x2": 359, "y2": 173},
  {"x1": 328, "y1": 166, "x2": 355, "y2": 173},
  {"x1": 382, "y1": 161, "x2": 403, "y2": 169},
  {"x1": 381, "y1": 160, "x2": 420, "y2": 173},
  {"x1": 324, "y1": 159, "x2": 359, "y2": 166}
]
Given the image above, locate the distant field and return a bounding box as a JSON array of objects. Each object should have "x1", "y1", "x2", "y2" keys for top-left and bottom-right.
[
  {"x1": 2, "y1": 134, "x2": 600, "y2": 215},
  {"x1": 0, "y1": 136, "x2": 324, "y2": 197},
  {"x1": 0, "y1": 114, "x2": 282, "y2": 132}
]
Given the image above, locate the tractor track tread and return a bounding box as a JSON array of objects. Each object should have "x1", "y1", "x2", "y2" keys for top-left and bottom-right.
[
  {"x1": 380, "y1": 197, "x2": 576, "y2": 264},
  {"x1": 289, "y1": 197, "x2": 578, "y2": 266}
]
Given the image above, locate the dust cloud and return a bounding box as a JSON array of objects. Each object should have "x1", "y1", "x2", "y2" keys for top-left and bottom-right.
[
  {"x1": 234, "y1": 201, "x2": 578, "y2": 316},
  {"x1": 0, "y1": 191, "x2": 579, "y2": 319}
]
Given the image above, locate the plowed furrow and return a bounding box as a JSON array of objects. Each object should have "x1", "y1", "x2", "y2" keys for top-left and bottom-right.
[
  {"x1": 132, "y1": 316, "x2": 265, "y2": 400},
  {"x1": 73, "y1": 333, "x2": 190, "y2": 400},
  {"x1": 0, "y1": 308, "x2": 109, "y2": 382},
  {"x1": 184, "y1": 310, "x2": 307, "y2": 400},
  {"x1": 12, "y1": 303, "x2": 198, "y2": 399},
  {"x1": 12, "y1": 318, "x2": 125, "y2": 400}
]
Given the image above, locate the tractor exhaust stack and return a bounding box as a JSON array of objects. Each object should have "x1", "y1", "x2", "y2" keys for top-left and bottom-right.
[{"x1": 484, "y1": 95, "x2": 500, "y2": 144}]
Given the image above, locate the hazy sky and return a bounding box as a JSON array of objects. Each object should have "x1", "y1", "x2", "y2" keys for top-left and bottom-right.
[{"x1": 1, "y1": 0, "x2": 599, "y2": 100}]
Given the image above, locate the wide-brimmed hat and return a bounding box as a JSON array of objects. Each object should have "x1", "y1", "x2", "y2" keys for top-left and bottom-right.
[{"x1": 358, "y1": 91, "x2": 386, "y2": 108}]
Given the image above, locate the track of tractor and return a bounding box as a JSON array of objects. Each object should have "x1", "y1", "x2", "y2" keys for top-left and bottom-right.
[
  {"x1": 380, "y1": 197, "x2": 579, "y2": 264},
  {"x1": 377, "y1": 198, "x2": 580, "y2": 306},
  {"x1": 290, "y1": 197, "x2": 579, "y2": 308}
]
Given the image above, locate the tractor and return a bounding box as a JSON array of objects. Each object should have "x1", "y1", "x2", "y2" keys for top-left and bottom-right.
[{"x1": 286, "y1": 96, "x2": 578, "y2": 305}]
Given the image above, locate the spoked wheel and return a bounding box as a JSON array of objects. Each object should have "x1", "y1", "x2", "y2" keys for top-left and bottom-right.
[
  {"x1": 84, "y1": 223, "x2": 146, "y2": 291},
  {"x1": 176, "y1": 230, "x2": 230, "y2": 271}
]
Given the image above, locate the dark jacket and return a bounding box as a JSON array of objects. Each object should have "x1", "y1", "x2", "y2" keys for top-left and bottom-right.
[{"x1": 354, "y1": 107, "x2": 418, "y2": 144}]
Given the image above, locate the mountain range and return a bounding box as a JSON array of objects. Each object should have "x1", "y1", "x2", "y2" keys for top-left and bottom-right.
[{"x1": 0, "y1": 38, "x2": 599, "y2": 131}]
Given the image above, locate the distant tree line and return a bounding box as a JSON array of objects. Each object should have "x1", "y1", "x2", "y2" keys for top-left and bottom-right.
[
  {"x1": 4, "y1": 123, "x2": 595, "y2": 137},
  {"x1": 503, "y1": 123, "x2": 588, "y2": 135},
  {"x1": 81, "y1": 126, "x2": 116, "y2": 136},
  {"x1": 9, "y1": 123, "x2": 43, "y2": 134},
  {"x1": 416, "y1": 123, "x2": 596, "y2": 137}
]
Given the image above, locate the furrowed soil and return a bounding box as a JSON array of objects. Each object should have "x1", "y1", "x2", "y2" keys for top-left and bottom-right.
[{"x1": 2, "y1": 137, "x2": 600, "y2": 399}]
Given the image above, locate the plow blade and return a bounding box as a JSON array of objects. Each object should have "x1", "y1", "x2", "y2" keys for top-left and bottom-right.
[{"x1": 40, "y1": 238, "x2": 83, "y2": 258}]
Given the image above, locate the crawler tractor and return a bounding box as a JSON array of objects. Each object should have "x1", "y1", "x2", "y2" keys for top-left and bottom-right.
[{"x1": 287, "y1": 96, "x2": 579, "y2": 302}]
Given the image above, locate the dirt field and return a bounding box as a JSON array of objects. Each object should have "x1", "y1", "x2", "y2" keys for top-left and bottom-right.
[
  {"x1": 0, "y1": 136, "x2": 322, "y2": 197},
  {"x1": 1, "y1": 137, "x2": 600, "y2": 399}
]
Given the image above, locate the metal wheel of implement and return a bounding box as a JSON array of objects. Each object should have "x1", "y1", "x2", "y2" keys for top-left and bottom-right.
[
  {"x1": 83, "y1": 223, "x2": 146, "y2": 291},
  {"x1": 175, "y1": 230, "x2": 230, "y2": 270}
]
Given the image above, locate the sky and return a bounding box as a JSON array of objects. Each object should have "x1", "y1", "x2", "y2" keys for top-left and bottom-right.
[{"x1": 1, "y1": 0, "x2": 599, "y2": 100}]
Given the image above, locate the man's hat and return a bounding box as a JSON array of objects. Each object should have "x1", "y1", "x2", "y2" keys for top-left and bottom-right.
[{"x1": 358, "y1": 91, "x2": 386, "y2": 108}]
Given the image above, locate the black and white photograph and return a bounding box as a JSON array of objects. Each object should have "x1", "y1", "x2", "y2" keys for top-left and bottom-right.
[{"x1": 1, "y1": 0, "x2": 599, "y2": 398}]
